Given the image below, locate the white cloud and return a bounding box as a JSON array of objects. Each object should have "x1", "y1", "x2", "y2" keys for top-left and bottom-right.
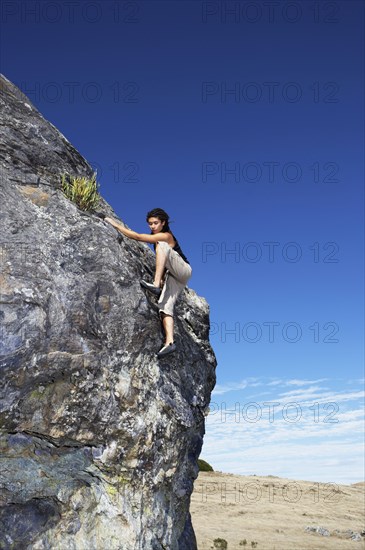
[
  {"x1": 286, "y1": 378, "x2": 328, "y2": 386},
  {"x1": 212, "y1": 377, "x2": 263, "y2": 395},
  {"x1": 212, "y1": 379, "x2": 248, "y2": 395},
  {"x1": 267, "y1": 379, "x2": 284, "y2": 386},
  {"x1": 266, "y1": 378, "x2": 329, "y2": 387},
  {"x1": 202, "y1": 377, "x2": 365, "y2": 484}
]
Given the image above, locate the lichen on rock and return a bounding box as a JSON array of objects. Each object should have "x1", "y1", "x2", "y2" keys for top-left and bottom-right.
[{"x1": 0, "y1": 73, "x2": 217, "y2": 549}]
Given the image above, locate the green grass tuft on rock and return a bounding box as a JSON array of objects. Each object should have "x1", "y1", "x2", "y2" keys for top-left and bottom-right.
[{"x1": 61, "y1": 172, "x2": 100, "y2": 211}]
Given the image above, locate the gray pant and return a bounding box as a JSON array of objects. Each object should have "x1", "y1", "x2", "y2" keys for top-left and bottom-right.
[{"x1": 156, "y1": 241, "x2": 192, "y2": 317}]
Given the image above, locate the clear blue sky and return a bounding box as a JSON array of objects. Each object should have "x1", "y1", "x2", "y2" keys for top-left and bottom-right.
[{"x1": 2, "y1": 0, "x2": 364, "y2": 483}]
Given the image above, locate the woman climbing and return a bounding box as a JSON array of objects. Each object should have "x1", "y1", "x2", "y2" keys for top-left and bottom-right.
[{"x1": 103, "y1": 208, "x2": 192, "y2": 358}]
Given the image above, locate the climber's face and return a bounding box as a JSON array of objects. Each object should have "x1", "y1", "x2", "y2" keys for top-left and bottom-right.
[{"x1": 147, "y1": 217, "x2": 165, "y2": 234}]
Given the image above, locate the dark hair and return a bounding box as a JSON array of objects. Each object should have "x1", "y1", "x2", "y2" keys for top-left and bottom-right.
[{"x1": 146, "y1": 208, "x2": 172, "y2": 233}]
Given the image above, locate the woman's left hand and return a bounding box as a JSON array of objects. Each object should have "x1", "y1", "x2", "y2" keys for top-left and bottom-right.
[{"x1": 104, "y1": 217, "x2": 118, "y2": 228}]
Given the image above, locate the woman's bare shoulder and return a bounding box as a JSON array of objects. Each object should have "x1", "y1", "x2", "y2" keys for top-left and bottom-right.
[{"x1": 167, "y1": 232, "x2": 176, "y2": 247}]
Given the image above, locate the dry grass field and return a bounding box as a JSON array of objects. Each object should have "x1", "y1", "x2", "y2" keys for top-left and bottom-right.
[{"x1": 190, "y1": 471, "x2": 365, "y2": 550}]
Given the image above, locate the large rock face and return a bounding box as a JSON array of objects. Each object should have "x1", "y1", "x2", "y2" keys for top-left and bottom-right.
[{"x1": 0, "y1": 74, "x2": 216, "y2": 549}]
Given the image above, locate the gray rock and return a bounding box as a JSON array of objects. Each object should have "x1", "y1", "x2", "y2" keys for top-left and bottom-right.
[
  {"x1": 305, "y1": 526, "x2": 330, "y2": 537},
  {"x1": 0, "y1": 74, "x2": 217, "y2": 549},
  {"x1": 333, "y1": 529, "x2": 364, "y2": 542}
]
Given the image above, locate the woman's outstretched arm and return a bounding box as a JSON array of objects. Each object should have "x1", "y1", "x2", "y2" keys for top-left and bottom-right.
[{"x1": 104, "y1": 216, "x2": 170, "y2": 244}]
